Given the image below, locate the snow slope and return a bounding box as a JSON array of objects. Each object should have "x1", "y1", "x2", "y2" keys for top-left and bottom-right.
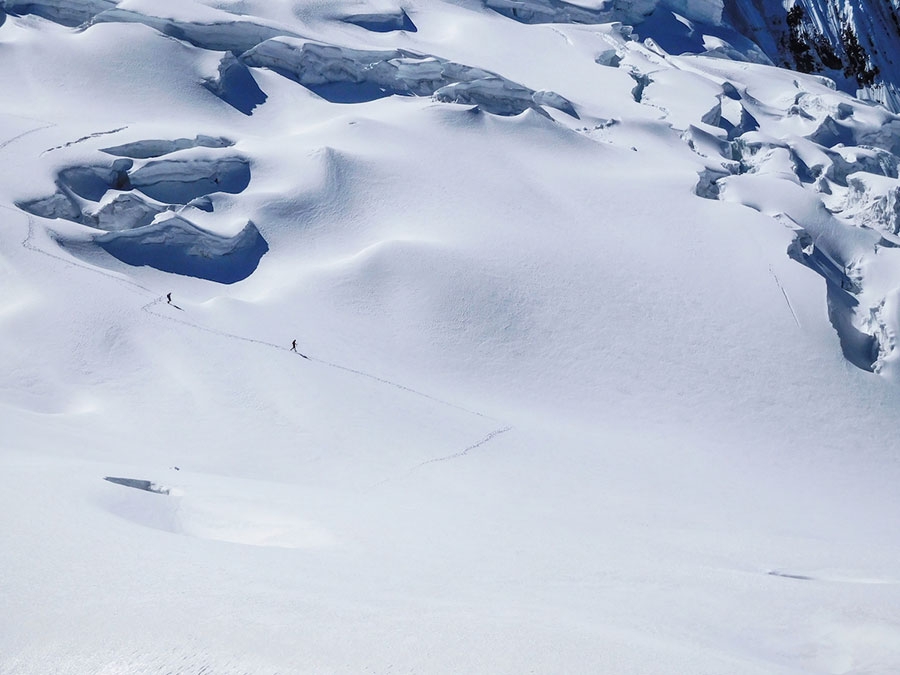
[{"x1": 2, "y1": 1, "x2": 900, "y2": 673}]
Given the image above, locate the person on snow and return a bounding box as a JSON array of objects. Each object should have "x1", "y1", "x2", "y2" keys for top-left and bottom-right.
[
  {"x1": 166, "y1": 292, "x2": 172, "y2": 304},
  {"x1": 291, "y1": 339, "x2": 298, "y2": 352}
]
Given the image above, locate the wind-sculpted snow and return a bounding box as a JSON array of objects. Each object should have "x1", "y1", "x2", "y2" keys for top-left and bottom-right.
[
  {"x1": 91, "y1": 7, "x2": 295, "y2": 54},
  {"x1": 17, "y1": 149, "x2": 263, "y2": 283},
  {"x1": 96, "y1": 215, "x2": 268, "y2": 284},
  {"x1": 19, "y1": 154, "x2": 250, "y2": 217},
  {"x1": 3, "y1": 0, "x2": 115, "y2": 26},
  {"x1": 100, "y1": 473, "x2": 336, "y2": 549},
  {"x1": 101, "y1": 135, "x2": 233, "y2": 159},
  {"x1": 242, "y1": 39, "x2": 577, "y2": 116}
]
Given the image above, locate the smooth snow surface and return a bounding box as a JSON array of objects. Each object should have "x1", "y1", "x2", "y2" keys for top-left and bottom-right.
[{"x1": 2, "y1": 1, "x2": 900, "y2": 673}]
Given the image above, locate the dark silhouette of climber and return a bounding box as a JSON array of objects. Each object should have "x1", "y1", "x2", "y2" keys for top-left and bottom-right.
[
  {"x1": 166, "y1": 292, "x2": 172, "y2": 304},
  {"x1": 289, "y1": 339, "x2": 308, "y2": 359}
]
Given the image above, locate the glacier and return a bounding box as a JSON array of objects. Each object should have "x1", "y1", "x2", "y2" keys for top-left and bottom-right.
[{"x1": 3, "y1": 0, "x2": 900, "y2": 673}]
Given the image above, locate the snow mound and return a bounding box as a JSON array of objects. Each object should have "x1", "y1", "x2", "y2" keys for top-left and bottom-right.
[
  {"x1": 95, "y1": 214, "x2": 268, "y2": 284},
  {"x1": 242, "y1": 38, "x2": 577, "y2": 116},
  {"x1": 100, "y1": 475, "x2": 336, "y2": 549}
]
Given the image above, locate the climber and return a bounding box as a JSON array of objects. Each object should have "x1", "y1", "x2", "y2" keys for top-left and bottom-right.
[
  {"x1": 166, "y1": 292, "x2": 172, "y2": 304},
  {"x1": 291, "y1": 339, "x2": 298, "y2": 352}
]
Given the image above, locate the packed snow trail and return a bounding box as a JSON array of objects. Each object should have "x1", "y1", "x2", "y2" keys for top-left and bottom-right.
[
  {"x1": 370, "y1": 424, "x2": 514, "y2": 489},
  {"x1": 3, "y1": 166, "x2": 499, "y2": 423},
  {"x1": 16, "y1": 208, "x2": 516, "y2": 476},
  {"x1": 0, "y1": 120, "x2": 56, "y2": 153},
  {"x1": 12, "y1": 203, "x2": 505, "y2": 422},
  {"x1": 2, "y1": 205, "x2": 154, "y2": 295},
  {"x1": 1, "y1": 112, "x2": 513, "y2": 482},
  {"x1": 141, "y1": 297, "x2": 499, "y2": 421}
]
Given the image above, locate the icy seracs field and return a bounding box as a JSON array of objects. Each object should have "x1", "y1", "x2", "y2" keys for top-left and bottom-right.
[{"x1": 2, "y1": 0, "x2": 900, "y2": 673}]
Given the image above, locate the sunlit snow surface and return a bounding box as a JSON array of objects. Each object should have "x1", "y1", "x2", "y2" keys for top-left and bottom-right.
[{"x1": 2, "y1": 1, "x2": 900, "y2": 673}]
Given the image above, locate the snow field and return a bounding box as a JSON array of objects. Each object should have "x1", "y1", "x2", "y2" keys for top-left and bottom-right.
[{"x1": 2, "y1": 1, "x2": 900, "y2": 672}]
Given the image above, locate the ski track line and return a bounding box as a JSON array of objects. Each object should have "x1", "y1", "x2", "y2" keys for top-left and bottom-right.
[
  {"x1": 769, "y1": 265, "x2": 802, "y2": 328},
  {"x1": 0, "y1": 122, "x2": 56, "y2": 153},
  {"x1": 146, "y1": 297, "x2": 515, "y2": 485},
  {"x1": 1, "y1": 205, "x2": 155, "y2": 296},
  {"x1": 368, "y1": 424, "x2": 513, "y2": 490},
  {"x1": 8, "y1": 200, "x2": 496, "y2": 424},
  {"x1": 4, "y1": 125, "x2": 514, "y2": 472},
  {"x1": 413, "y1": 425, "x2": 513, "y2": 467},
  {"x1": 142, "y1": 297, "x2": 493, "y2": 420}
]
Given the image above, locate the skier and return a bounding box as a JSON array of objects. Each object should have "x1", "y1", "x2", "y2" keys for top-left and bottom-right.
[
  {"x1": 166, "y1": 292, "x2": 172, "y2": 304},
  {"x1": 291, "y1": 339, "x2": 298, "y2": 352}
]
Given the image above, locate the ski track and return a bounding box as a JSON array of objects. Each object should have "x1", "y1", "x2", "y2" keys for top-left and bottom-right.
[
  {"x1": 0, "y1": 125, "x2": 500, "y2": 423},
  {"x1": 141, "y1": 297, "x2": 495, "y2": 420},
  {"x1": 369, "y1": 425, "x2": 513, "y2": 490},
  {"x1": 0, "y1": 122, "x2": 57, "y2": 153},
  {"x1": 769, "y1": 265, "x2": 802, "y2": 328},
  {"x1": 0, "y1": 109, "x2": 511, "y2": 490},
  {"x1": 0, "y1": 204, "x2": 155, "y2": 295},
  {"x1": 5, "y1": 197, "x2": 514, "y2": 474},
  {"x1": 413, "y1": 424, "x2": 513, "y2": 467}
]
